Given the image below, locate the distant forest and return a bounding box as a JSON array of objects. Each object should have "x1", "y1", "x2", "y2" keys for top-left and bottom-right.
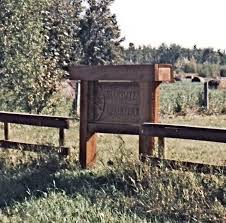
[{"x1": 123, "y1": 43, "x2": 226, "y2": 77}]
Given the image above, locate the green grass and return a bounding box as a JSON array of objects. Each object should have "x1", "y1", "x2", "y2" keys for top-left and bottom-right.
[
  {"x1": 161, "y1": 81, "x2": 226, "y2": 115},
  {"x1": 0, "y1": 114, "x2": 226, "y2": 222},
  {"x1": 1, "y1": 80, "x2": 226, "y2": 222}
]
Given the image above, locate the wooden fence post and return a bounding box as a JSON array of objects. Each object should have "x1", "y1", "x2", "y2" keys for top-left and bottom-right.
[
  {"x1": 139, "y1": 77, "x2": 161, "y2": 158},
  {"x1": 79, "y1": 81, "x2": 96, "y2": 168},
  {"x1": 59, "y1": 128, "x2": 64, "y2": 147},
  {"x1": 139, "y1": 82, "x2": 153, "y2": 158},
  {"x1": 158, "y1": 137, "x2": 165, "y2": 158},
  {"x1": 4, "y1": 122, "x2": 9, "y2": 140},
  {"x1": 204, "y1": 82, "x2": 209, "y2": 109}
]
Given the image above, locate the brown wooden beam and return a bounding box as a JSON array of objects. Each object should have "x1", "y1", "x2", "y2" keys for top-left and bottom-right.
[
  {"x1": 0, "y1": 140, "x2": 69, "y2": 156},
  {"x1": 0, "y1": 111, "x2": 71, "y2": 129},
  {"x1": 155, "y1": 64, "x2": 174, "y2": 82},
  {"x1": 69, "y1": 65, "x2": 157, "y2": 81},
  {"x1": 148, "y1": 157, "x2": 226, "y2": 175},
  {"x1": 139, "y1": 82, "x2": 154, "y2": 157},
  {"x1": 80, "y1": 81, "x2": 96, "y2": 168},
  {"x1": 141, "y1": 123, "x2": 226, "y2": 143},
  {"x1": 88, "y1": 123, "x2": 139, "y2": 135}
]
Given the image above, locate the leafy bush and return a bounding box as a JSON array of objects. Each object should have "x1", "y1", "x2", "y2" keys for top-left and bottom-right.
[
  {"x1": 197, "y1": 63, "x2": 220, "y2": 78},
  {"x1": 0, "y1": 0, "x2": 75, "y2": 113},
  {"x1": 182, "y1": 58, "x2": 220, "y2": 78},
  {"x1": 183, "y1": 64, "x2": 196, "y2": 73}
]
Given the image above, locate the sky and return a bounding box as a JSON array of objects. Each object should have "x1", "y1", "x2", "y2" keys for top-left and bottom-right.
[{"x1": 111, "y1": 0, "x2": 226, "y2": 50}]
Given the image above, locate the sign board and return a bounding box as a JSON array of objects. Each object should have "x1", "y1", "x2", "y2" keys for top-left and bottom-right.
[
  {"x1": 88, "y1": 82, "x2": 139, "y2": 124},
  {"x1": 69, "y1": 64, "x2": 173, "y2": 168}
]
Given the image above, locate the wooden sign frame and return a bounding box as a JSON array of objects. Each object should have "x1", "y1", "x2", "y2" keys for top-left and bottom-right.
[{"x1": 69, "y1": 64, "x2": 173, "y2": 168}]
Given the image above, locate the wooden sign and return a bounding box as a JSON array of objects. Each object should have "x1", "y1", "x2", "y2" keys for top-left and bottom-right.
[
  {"x1": 88, "y1": 82, "x2": 139, "y2": 124},
  {"x1": 69, "y1": 64, "x2": 173, "y2": 168}
]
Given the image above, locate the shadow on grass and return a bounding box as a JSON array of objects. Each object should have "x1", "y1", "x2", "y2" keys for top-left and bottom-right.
[
  {"x1": 0, "y1": 160, "x2": 131, "y2": 208},
  {"x1": 0, "y1": 157, "x2": 160, "y2": 219},
  {"x1": 0, "y1": 156, "x2": 61, "y2": 208},
  {"x1": 0, "y1": 161, "x2": 163, "y2": 221},
  {"x1": 0, "y1": 157, "x2": 225, "y2": 222}
]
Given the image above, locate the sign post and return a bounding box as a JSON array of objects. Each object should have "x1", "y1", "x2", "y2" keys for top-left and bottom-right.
[{"x1": 69, "y1": 64, "x2": 173, "y2": 168}]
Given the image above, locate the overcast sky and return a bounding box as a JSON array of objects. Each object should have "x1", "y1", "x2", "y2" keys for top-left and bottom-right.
[{"x1": 111, "y1": 0, "x2": 226, "y2": 50}]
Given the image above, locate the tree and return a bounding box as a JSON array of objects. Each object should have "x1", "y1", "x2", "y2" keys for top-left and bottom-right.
[
  {"x1": 0, "y1": 0, "x2": 51, "y2": 113},
  {"x1": 0, "y1": 0, "x2": 82, "y2": 113},
  {"x1": 78, "y1": 0, "x2": 124, "y2": 65},
  {"x1": 124, "y1": 43, "x2": 138, "y2": 64},
  {"x1": 67, "y1": 0, "x2": 124, "y2": 115},
  {"x1": 43, "y1": 0, "x2": 83, "y2": 68}
]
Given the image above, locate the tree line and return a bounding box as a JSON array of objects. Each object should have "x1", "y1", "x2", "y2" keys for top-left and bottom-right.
[
  {"x1": 0, "y1": 0, "x2": 225, "y2": 114},
  {"x1": 124, "y1": 43, "x2": 226, "y2": 77}
]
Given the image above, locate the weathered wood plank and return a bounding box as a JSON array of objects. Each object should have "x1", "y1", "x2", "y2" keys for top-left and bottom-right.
[
  {"x1": 0, "y1": 140, "x2": 69, "y2": 156},
  {"x1": 141, "y1": 123, "x2": 226, "y2": 143},
  {"x1": 0, "y1": 111, "x2": 71, "y2": 129},
  {"x1": 148, "y1": 157, "x2": 226, "y2": 175},
  {"x1": 88, "y1": 81, "x2": 140, "y2": 124},
  {"x1": 154, "y1": 64, "x2": 174, "y2": 82},
  {"x1": 88, "y1": 123, "x2": 139, "y2": 135},
  {"x1": 139, "y1": 82, "x2": 153, "y2": 157},
  {"x1": 80, "y1": 81, "x2": 96, "y2": 168},
  {"x1": 69, "y1": 65, "x2": 156, "y2": 81}
]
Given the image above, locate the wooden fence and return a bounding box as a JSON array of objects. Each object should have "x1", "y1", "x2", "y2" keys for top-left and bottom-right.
[
  {"x1": 141, "y1": 123, "x2": 226, "y2": 142},
  {"x1": 0, "y1": 111, "x2": 72, "y2": 156},
  {"x1": 140, "y1": 123, "x2": 226, "y2": 174},
  {"x1": 1, "y1": 110, "x2": 226, "y2": 173}
]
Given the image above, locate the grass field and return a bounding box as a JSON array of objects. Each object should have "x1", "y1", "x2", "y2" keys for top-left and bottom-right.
[
  {"x1": 161, "y1": 81, "x2": 226, "y2": 115},
  {"x1": 0, "y1": 80, "x2": 226, "y2": 222},
  {"x1": 0, "y1": 114, "x2": 226, "y2": 222}
]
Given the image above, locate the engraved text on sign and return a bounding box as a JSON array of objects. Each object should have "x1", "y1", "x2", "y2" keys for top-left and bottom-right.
[{"x1": 89, "y1": 82, "x2": 140, "y2": 124}]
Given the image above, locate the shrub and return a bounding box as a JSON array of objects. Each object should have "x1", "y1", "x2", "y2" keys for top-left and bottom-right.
[
  {"x1": 197, "y1": 64, "x2": 220, "y2": 78},
  {"x1": 0, "y1": 0, "x2": 80, "y2": 113}
]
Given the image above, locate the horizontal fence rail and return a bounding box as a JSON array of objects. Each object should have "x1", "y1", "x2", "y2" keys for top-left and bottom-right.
[
  {"x1": 0, "y1": 140, "x2": 69, "y2": 156},
  {"x1": 148, "y1": 157, "x2": 226, "y2": 175},
  {"x1": 140, "y1": 122, "x2": 226, "y2": 174},
  {"x1": 0, "y1": 111, "x2": 72, "y2": 156},
  {"x1": 141, "y1": 123, "x2": 226, "y2": 143},
  {"x1": 0, "y1": 111, "x2": 71, "y2": 129}
]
